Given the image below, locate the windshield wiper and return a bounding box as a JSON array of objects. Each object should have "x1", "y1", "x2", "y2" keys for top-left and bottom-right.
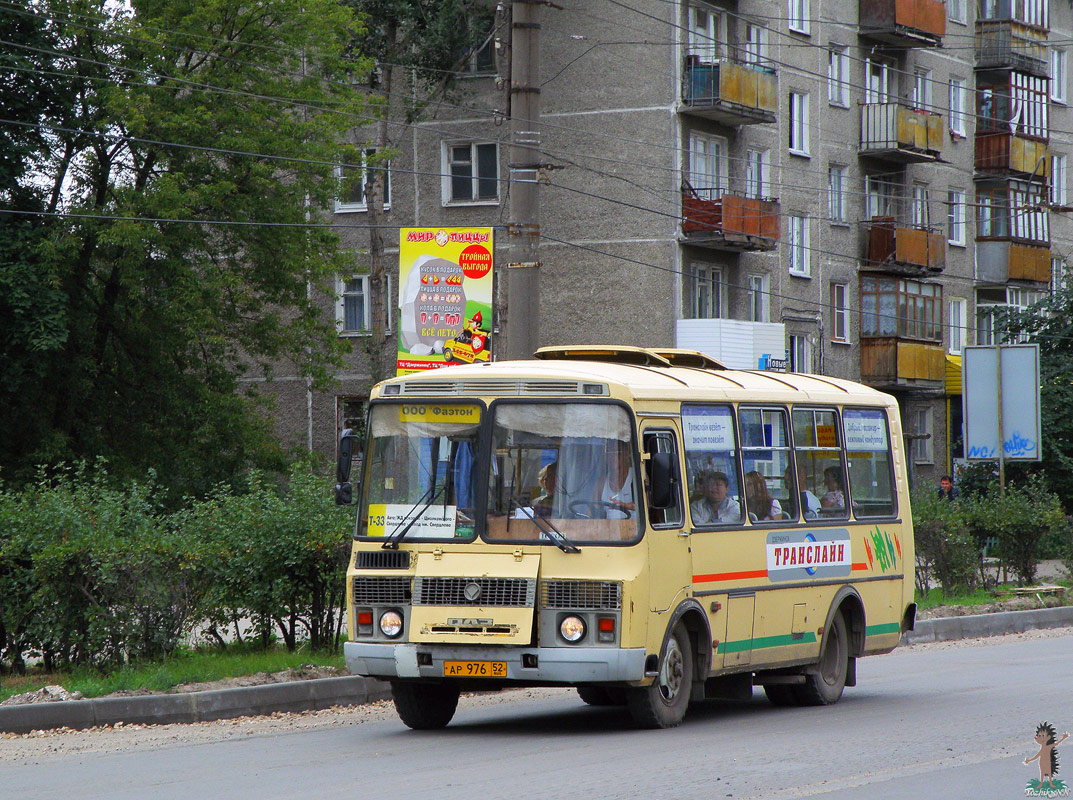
[
  {"x1": 508, "y1": 492, "x2": 580, "y2": 554},
  {"x1": 382, "y1": 483, "x2": 445, "y2": 550}
]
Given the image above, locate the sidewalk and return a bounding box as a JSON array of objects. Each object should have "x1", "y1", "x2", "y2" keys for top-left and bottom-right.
[{"x1": 3, "y1": 604, "x2": 1072, "y2": 735}]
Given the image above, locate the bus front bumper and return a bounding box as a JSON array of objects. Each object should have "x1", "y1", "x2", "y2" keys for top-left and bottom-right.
[{"x1": 345, "y1": 641, "x2": 647, "y2": 683}]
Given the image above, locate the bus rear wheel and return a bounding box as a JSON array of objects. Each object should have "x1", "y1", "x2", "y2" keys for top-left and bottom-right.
[
  {"x1": 626, "y1": 623, "x2": 693, "y2": 728},
  {"x1": 796, "y1": 612, "x2": 848, "y2": 706},
  {"x1": 391, "y1": 681, "x2": 460, "y2": 729}
]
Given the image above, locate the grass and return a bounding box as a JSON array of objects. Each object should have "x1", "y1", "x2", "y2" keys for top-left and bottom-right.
[
  {"x1": 0, "y1": 643, "x2": 345, "y2": 704},
  {"x1": 915, "y1": 575, "x2": 1073, "y2": 611}
]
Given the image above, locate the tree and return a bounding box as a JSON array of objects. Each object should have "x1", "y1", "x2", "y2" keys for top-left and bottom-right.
[{"x1": 0, "y1": 0, "x2": 373, "y2": 497}]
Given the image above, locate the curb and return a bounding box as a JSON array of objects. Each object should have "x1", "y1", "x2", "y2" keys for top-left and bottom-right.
[
  {"x1": 0, "y1": 676, "x2": 392, "y2": 735},
  {"x1": 4, "y1": 606, "x2": 1073, "y2": 734}
]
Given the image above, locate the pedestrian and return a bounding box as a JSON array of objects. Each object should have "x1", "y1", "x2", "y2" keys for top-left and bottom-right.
[{"x1": 937, "y1": 475, "x2": 957, "y2": 501}]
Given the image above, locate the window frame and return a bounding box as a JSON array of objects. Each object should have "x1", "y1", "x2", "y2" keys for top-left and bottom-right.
[
  {"x1": 831, "y1": 283, "x2": 850, "y2": 342},
  {"x1": 688, "y1": 3, "x2": 724, "y2": 63},
  {"x1": 1052, "y1": 48, "x2": 1068, "y2": 104},
  {"x1": 691, "y1": 263, "x2": 726, "y2": 319},
  {"x1": 748, "y1": 273, "x2": 769, "y2": 322},
  {"x1": 788, "y1": 0, "x2": 810, "y2": 35},
  {"x1": 947, "y1": 189, "x2": 966, "y2": 246},
  {"x1": 335, "y1": 148, "x2": 390, "y2": 213},
  {"x1": 689, "y1": 132, "x2": 729, "y2": 200},
  {"x1": 828, "y1": 45, "x2": 849, "y2": 107},
  {"x1": 338, "y1": 274, "x2": 371, "y2": 336},
  {"x1": 949, "y1": 77, "x2": 967, "y2": 136},
  {"x1": 912, "y1": 67, "x2": 932, "y2": 111},
  {"x1": 789, "y1": 91, "x2": 810, "y2": 157},
  {"x1": 828, "y1": 165, "x2": 847, "y2": 223},
  {"x1": 948, "y1": 297, "x2": 966, "y2": 354},
  {"x1": 860, "y1": 275, "x2": 943, "y2": 342},
  {"x1": 788, "y1": 333, "x2": 813, "y2": 373},
  {"x1": 442, "y1": 140, "x2": 500, "y2": 205},
  {"x1": 1051, "y1": 153, "x2": 1067, "y2": 207},
  {"x1": 912, "y1": 407, "x2": 933, "y2": 465},
  {"x1": 788, "y1": 212, "x2": 811, "y2": 276}
]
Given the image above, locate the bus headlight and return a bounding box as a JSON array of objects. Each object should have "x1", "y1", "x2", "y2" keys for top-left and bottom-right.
[
  {"x1": 560, "y1": 615, "x2": 586, "y2": 643},
  {"x1": 379, "y1": 610, "x2": 404, "y2": 638}
]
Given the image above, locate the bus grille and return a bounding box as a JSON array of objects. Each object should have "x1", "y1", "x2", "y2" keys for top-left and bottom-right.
[
  {"x1": 413, "y1": 577, "x2": 536, "y2": 607},
  {"x1": 354, "y1": 550, "x2": 412, "y2": 570},
  {"x1": 542, "y1": 580, "x2": 622, "y2": 610},
  {"x1": 352, "y1": 577, "x2": 411, "y2": 604},
  {"x1": 397, "y1": 380, "x2": 592, "y2": 396}
]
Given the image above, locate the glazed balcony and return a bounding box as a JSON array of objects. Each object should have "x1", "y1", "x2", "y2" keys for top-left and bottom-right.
[
  {"x1": 865, "y1": 217, "x2": 946, "y2": 273},
  {"x1": 975, "y1": 133, "x2": 1050, "y2": 180},
  {"x1": 681, "y1": 188, "x2": 780, "y2": 251},
  {"x1": 682, "y1": 58, "x2": 777, "y2": 125},
  {"x1": 860, "y1": 338, "x2": 946, "y2": 392},
  {"x1": 976, "y1": 241, "x2": 1052, "y2": 283},
  {"x1": 975, "y1": 20, "x2": 1049, "y2": 76},
  {"x1": 860, "y1": 103, "x2": 943, "y2": 163},
  {"x1": 859, "y1": 0, "x2": 945, "y2": 46}
]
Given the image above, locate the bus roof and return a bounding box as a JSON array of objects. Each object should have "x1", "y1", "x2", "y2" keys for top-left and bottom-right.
[{"x1": 379, "y1": 347, "x2": 896, "y2": 408}]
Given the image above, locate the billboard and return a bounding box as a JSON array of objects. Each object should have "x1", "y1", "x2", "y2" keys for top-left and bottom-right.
[
  {"x1": 397, "y1": 228, "x2": 494, "y2": 376},
  {"x1": 962, "y1": 344, "x2": 1041, "y2": 461}
]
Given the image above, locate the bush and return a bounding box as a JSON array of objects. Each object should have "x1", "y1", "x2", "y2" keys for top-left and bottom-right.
[{"x1": 911, "y1": 486, "x2": 978, "y2": 595}]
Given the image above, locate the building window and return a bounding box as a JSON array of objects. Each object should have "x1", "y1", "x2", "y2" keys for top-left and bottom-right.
[
  {"x1": 742, "y1": 23, "x2": 766, "y2": 66},
  {"x1": 912, "y1": 408, "x2": 933, "y2": 464},
  {"x1": 860, "y1": 276, "x2": 942, "y2": 341},
  {"x1": 691, "y1": 264, "x2": 725, "y2": 319},
  {"x1": 444, "y1": 141, "x2": 499, "y2": 204},
  {"x1": 789, "y1": 91, "x2": 810, "y2": 156},
  {"x1": 947, "y1": 189, "x2": 966, "y2": 246},
  {"x1": 911, "y1": 183, "x2": 928, "y2": 228},
  {"x1": 1054, "y1": 258, "x2": 1067, "y2": 293},
  {"x1": 1052, "y1": 154, "x2": 1067, "y2": 206},
  {"x1": 865, "y1": 59, "x2": 893, "y2": 104},
  {"x1": 828, "y1": 45, "x2": 849, "y2": 107},
  {"x1": 745, "y1": 149, "x2": 769, "y2": 198},
  {"x1": 831, "y1": 283, "x2": 849, "y2": 342},
  {"x1": 828, "y1": 165, "x2": 846, "y2": 223},
  {"x1": 339, "y1": 275, "x2": 370, "y2": 335},
  {"x1": 948, "y1": 0, "x2": 966, "y2": 23},
  {"x1": 788, "y1": 0, "x2": 810, "y2": 34},
  {"x1": 748, "y1": 273, "x2": 769, "y2": 322},
  {"x1": 948, "y1": 297, "x2": 966, "y2": 353},
  {"x1": 976, "y1": 183, "x2": 1049, "y2": 243},
  {"x1": 1053, "y1": 49, "x2": 1067, "y2": 103},
  {"x1": 688, "y1": 4, "x2": 723, "y2": 62},
  {"x1": 335, "y1": 148, "x2": 389, "y2": 212},
  {"x1": 978, "y1": 76, "x2": 1049, "y2": 139},
  {"x1": 458, "y1": 12, "x2": 497, "y2": 74},
  {"x1": 949, "y1": 77, "x2": 967, "y2": 136},
  {"x1": 788, "y1": 213, "x2": 810, "y2": 276},
  {"x1": 912, "y1": 67, "x2": 932, "y2": 111},
  {"x1": 689, "y1": 133, "x2": 728, "y2": 199},
  {"x1": 789, "y1": 333, "x2": 813, "y2": 373},
  {"x1": 865, "y1": 175, "x2": 895, "y2": 218}
]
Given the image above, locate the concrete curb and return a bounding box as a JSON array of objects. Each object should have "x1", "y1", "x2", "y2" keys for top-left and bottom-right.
[
  {"x1": 3, "y1": 606, "x2": 1072, "y2": 734},
  {"x1": 0, "y1": 676, "x2": 392, "y2": 735}
]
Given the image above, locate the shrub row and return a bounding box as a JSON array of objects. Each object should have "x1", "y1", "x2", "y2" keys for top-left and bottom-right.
[
  {"x1": 0, "y1": 463, "x2": 352, "y2": 672},
  {"x1": 912, "y1": 474, "x2": 1070, "y2": 595}
]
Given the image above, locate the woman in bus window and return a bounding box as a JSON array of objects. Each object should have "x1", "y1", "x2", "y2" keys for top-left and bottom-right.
[
  {"x1": 821, "y1": 466, "x2": 846, "y2": 510},
  {"x1": 745, "y1": 470, "x2": 782, "y2": 521}
]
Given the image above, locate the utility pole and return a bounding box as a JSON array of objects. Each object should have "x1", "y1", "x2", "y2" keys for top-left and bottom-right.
[{"x1": 505, "y1": 0, "x2": 542, "y2": 360}]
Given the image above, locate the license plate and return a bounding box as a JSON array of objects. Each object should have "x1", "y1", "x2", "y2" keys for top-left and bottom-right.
[{"x1": 443, "y1": 660, "x2": 507, "y2": 677}]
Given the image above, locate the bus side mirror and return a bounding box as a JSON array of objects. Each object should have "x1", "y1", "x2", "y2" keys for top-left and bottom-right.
[
  {"x1": 335, "y1": 428, "x2": 357, "y2": 506},
  {"x1": 649, "y1": 452, "x2": 674, "y2": 509}
]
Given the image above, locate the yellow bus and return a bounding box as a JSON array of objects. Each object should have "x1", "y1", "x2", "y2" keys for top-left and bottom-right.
[{"x1": 335, "y1": 346, "x2": 915, "y2": 729}]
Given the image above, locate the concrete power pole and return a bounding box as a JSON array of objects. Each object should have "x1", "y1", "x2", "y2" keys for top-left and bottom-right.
[{"x1": 505, "y1": 0, "x2": 542, "y2": 360}]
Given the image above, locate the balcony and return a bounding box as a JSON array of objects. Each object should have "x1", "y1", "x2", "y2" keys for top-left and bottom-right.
[
  {"x1": 975, "y1": 20, "x2": 1049, "y2": 76},
  {"x1": 860, "y1": 103, "x2": 943, "y2": 163},
  {"x1": 860, "y1": 338, "x2": 945, "y2": 392},
  {"x1": 975, "y1": 133, "x2": 1050, "y2": 179},
  {"x1": 676, "y1": 318, "x2": 787, "y2": 371},
  {"x1": 859, "y1": 0, "x2": 945, "y2": 46},
  {"x1": 681, "y1": 189, "x2": 780, "y2": 251},
  {"x1": 976, "y1": 241, "x2": 1052, "y2": 283},
  {"x1": 682, "y1": 58, "x2": 777, "y2": 125},
  {"x1": 866, "y1": 218, "x2": 945, "y2": 273}
]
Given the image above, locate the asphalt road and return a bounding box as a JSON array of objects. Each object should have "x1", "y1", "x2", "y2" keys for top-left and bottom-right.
[{"x1": 3, "y1": 632, "x2": 1071, "y2": 800}]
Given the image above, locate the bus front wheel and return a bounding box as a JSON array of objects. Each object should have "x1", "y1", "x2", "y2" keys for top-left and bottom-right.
[
  {"x1": 626, "y1": 623, "x2": 693, "y2": 728},
  {"x1": 797, "y1": 612, "x2": 848, "y2": 706},
  {"x1": 391, "y1": 681, "x2": 460, "y2": 729}
]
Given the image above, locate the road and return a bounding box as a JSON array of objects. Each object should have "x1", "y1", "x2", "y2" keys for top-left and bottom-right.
[{"x1": 2, "y1": 630, "x2": 1071, "y2": 799}]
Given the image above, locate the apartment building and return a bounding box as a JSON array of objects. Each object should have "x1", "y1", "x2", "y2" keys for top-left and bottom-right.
[{"x1": 262, "y1": 0, "x2": 1073, "y2": 486}]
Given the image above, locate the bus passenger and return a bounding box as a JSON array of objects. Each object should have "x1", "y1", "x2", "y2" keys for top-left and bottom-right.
[
  {"x1": 602, "y1": 444, "x2": 636, "y2": 518},
  {"x1": 821, "y1": 466, "x2": 846, "y2": 510},
  {"x1": 690, "y1": 470, "x2": 741, "y2": 524},
  {"x1": 745, "y1": 470, "x2": 782, "y2": 521},
  {"x1": 786, "y1": 461, "x2": 821, "y2": 519},
  {"x1": 531, "y1": 461, "x2": 557, "y2": 518}
]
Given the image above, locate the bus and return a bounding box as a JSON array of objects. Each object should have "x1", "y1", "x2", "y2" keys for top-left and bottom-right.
[{"x1": 335, "y1": 345, "x2": 916, "y2": 729}]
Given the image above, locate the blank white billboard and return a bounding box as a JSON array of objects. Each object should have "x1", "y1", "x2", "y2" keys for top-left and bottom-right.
[{"x1": 962, "y1": 344, "x2": 1041, "y2": 461}]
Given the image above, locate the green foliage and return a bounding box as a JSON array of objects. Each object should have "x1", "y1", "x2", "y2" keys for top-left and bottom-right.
[
  {"x1": 0, "y1": 463, "x2": 351, "y2": 672},
  {"x1": 911, "y1": 485, "x2": 979, "y2": 595},
  {"x1": 0, "y1": 0, "x2": 372, "y2": 498}
]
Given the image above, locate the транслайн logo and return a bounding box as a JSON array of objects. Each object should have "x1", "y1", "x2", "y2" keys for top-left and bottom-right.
[{"x1": 1025, "y1": 722, "x2": 1071, "y2": 797}]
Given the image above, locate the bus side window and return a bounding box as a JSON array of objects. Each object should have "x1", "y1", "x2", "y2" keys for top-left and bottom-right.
[{"x1": 643, "y1": 430, "x2": 683, "y2": 527}]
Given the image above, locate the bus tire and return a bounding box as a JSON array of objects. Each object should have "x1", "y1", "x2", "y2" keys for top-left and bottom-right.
[
  {"x1": 577, "y1": 686, "x2": 627, "y2": 706},
  {"x1": 391, "y1": 681, "x2": 460, "y2": 729},
  {"x1": 763, "y1": 684, "x2": 800, "y2": 707},
  {"x1": 626, "y1": 623, "x2": 693, "y2": 728},
  {"x1": 797, "y1": 612, "x2": 848, "y2": 706}
]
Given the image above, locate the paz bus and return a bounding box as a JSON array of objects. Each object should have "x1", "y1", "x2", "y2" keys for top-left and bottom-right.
[{"x1": 335, "y1": 346, "x2": 915, "y2": 729}]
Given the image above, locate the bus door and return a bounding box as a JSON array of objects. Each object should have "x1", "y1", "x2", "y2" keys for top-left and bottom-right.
[{"x1": 639, "y1": 423, "x2": 690, "y2": 615}]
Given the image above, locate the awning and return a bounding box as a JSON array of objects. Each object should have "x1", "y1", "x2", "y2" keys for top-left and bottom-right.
[{"x1": 945, "y1": 354, "x2": 962, "y2": 395}]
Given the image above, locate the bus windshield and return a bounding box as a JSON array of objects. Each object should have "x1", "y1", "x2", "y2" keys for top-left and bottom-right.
[
  {"x1": 484, "y1": 402, "x2": 641, "y2": 545},
  {"x1": 359, "y1": 403, "x2": 482, "y2": 541}
]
